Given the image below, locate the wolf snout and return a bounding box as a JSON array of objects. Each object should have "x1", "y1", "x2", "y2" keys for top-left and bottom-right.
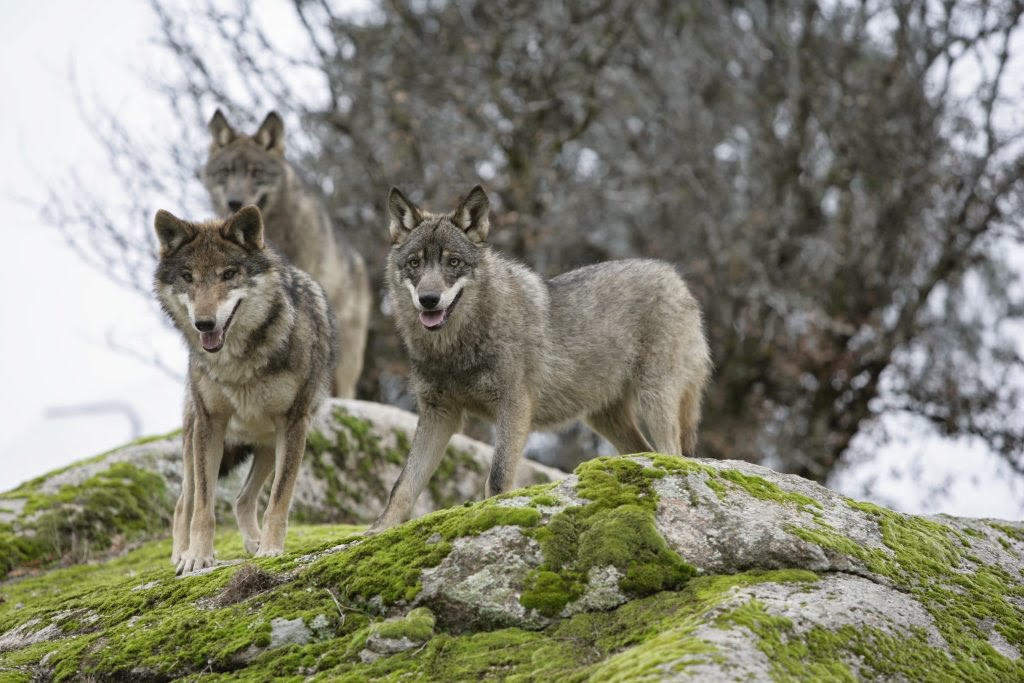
[
  {"x1": 418, "y1": 292, "x2": 441, "y2": 309},
  {"x1": 194, "y1": 319, "x2": 217, "y2": 332},
  {"x1": 227, "y1": 200, "x2": 244, "y2": 212}
]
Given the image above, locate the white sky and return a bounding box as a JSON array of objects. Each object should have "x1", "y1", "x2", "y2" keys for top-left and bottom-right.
[{"x1": 0, "y1": 0, "x2": 1020, "y2": 520}]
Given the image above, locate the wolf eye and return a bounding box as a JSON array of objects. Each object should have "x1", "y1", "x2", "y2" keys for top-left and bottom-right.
[
  {"x1": 448, "y1": 257, "x2": 461, "y2": 268},
  {"x1": 407, "y1": 258, "x2": 420, "y2": 268},
  {"x1": 222, "y1": 268, "x2": 237, "y2": 281},
  {"x1": 250, "y1": 166, "x2": 263, "y2": 179},
  {"x1": 182, "y1": 272, "x2": 193, "y2": 283}
]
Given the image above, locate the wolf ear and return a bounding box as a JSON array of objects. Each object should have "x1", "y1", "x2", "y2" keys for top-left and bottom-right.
[
  {"x1": 255, "y1": 112, "x2": 285, "y2": 154},
  {"x1": 208, "y1": 109, "x2": 236, "y2": 149},
  {"x1": 387, "y1": 187, "x2": 421, "y2": 245},
  {"x1": 154, "y1": 210, "x2": 195, "y2": 255},
  {"x1": 221, "y1": 205, "x2": 265, "y2": 250},
  {"x1": 454, "y1": 185, "x2": 490, "y2": 243}
]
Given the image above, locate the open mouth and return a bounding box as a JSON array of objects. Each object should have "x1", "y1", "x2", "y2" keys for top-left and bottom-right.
[
  {"x1": 199, "y1": 300, "x2": 241, "y2": 353},
  {"x1": 418, "y1": 289, "x2": 462, "y2": 331}
]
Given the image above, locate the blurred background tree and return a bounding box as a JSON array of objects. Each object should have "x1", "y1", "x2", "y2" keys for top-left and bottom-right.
[{"x1": 51, "y1": 0, "x2": 1024, "y2": 485}]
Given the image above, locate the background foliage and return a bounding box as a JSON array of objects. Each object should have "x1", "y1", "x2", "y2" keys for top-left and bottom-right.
[{"x1": 53, "y1": 0, "x2": 1024, "y2": 484}]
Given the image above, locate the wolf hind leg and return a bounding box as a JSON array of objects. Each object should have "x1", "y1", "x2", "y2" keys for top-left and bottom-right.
[
  {"x1": 332, "y1": 321, "x2": 366, "y2": 398},
  {"x1": 331, "y1": 283, "x2": 370, "y2": 399},
  {"x1": 637, "y1": 387, "x2": 684, "y2": 456},
  {"x1": 234, "y1": 445, "x2": 275, "y2": 555},
  {"x1": 678, "y1": 385, "x2": 703, "y2": 456},
  {"x1": 585, "y1": 402, "x2": 654, "y2": 455}
]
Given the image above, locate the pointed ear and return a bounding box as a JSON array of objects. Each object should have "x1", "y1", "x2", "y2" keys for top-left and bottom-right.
[
  {"x1": 254, "y1": 111, "x2": 285, "y2": 154},
  {"x1": 154, "y1": 210, "x2": 195, "y2": 255},
  {"x1": 387, "y1": 187, "x2": 421, "y2": 245},
  {"x1": 208, "y1": 109, "x2": 236, "y2": 149},
  {"x1": 453, "y1": 185, "x2": 490, "y2": 243},
  {"x1": 221, "y1": 205, "x2": 265, "y2": 250}
]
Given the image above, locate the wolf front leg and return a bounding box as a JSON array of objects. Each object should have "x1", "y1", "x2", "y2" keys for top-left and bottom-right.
[
  {"x1": 485, "y1": 394, "x2": 533, "y2": 497},
  {"x1": 176, "y1": 409, "x2": 227, "y2": 575},
  {"x1": 256, "y1": 415, "x2": 309, "y2": 556},
  {"x1": 171, "y1": 411, "x2": 196, "y2": 565},
  {"x1": 369, "y1": 405, "x2": 462, "y2": 533}
]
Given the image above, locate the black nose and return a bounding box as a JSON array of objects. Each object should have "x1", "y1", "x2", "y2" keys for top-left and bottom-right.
[
  {"x1": 194, "y1": 319, "x2": 216, "y2": 332},
  {"x1": 227, "y1": 200, "x2": 243, "y2": 212},
  {"x1": 419, "y1": 293, "x2": 441, "y2": 309}
]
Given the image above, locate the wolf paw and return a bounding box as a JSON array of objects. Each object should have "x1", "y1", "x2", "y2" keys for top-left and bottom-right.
[
  {"x1": 254, "y1": 546, "x2": 284, "y2": 558},
  {"x1": 175, "y1": 553, "x2": 215, "y2": 575}
]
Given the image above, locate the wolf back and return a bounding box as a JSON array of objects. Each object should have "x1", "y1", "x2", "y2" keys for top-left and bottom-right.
[
  {"x1": 202, "y1": 109, "x2": 370, "y2": 398},
  {"x1": 371, "y1": 186, "x2": 712, "y2": 531},
  {"x1": 154, "y1": 205, "x2": 336, "y2": 573}
]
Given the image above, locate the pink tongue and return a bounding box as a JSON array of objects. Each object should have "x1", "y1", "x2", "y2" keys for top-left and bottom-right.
[
  {"x1": 419, "y1": 310, "x2": 445, "y2": 328},
  {"x1": 200, "y1": 329, "x2": 224, "y2": 350}
]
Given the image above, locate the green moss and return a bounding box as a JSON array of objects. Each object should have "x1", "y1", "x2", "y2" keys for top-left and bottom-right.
[
  {"x1": 0, "y1": 524, "x2": 364, "y2": 681},
  {"x1": 647, "y1": 454, "x2": 716, "y2": 478},
  {"x1": 785, "y1": 499, "x2": 1024, "y2": 679},
  {"x1": 530, "y1": 493, "x2": 558, "y2": 507},
  {"x1": 718, "y1": 469, "x2": 821, "y2": 510},
  {"x1": 305, "y1": 499, "x2": 541, "y2": 608},
  {"x1": 520, "y1": 570, "x2": 586, "y2": 617},
  {"x1": 988, "y1": 521, "x2": 1024, "y2": 544},
  {"x1": 0, "y1": 462, "x2": 172, "y2": 579},
  {"x1": 520, "y1": 458, "x2": 696, "y2": 617},
  {"x1": 373, "y1": 607, "x2": 436, "y2": 642},
  {"x1": 0, "y1": 521, "x2": 826, "y2": 683}
]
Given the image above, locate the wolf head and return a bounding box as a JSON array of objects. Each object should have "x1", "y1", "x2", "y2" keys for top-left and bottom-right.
[
  {"x1": 154, "y1": 206, "x2": 277, "y2": 354},
  {"x1": 202, "y1": 110, "x2": 289, "y2": 217},
  {"x1": 386, "y1": 185, "x2": 490, "y2": 332}
]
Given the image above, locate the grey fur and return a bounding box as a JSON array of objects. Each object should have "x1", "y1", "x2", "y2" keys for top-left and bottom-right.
[
  {"x1": 154, "y1": 206, "x2": 337, "y2": 574},
  {"x1": 371, "y1": 186, "x2": 712, "y2": 531},
  {"x1": 202, "y1": 109, "x2": 370, "y2": 398}
]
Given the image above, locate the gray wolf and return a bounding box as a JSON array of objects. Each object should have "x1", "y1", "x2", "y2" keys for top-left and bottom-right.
[
  {"x1": 202, "y1": 109, "x2": 369, "y2": 398},
  {"x1": 371, "y1": 185, "x2": 711, "y2": 531},
  {"x1": 154, "y1": 205, "x2": 337, "y2": 574}
]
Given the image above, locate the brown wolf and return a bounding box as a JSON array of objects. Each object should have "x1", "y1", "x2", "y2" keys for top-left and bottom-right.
[
  {"x1": 371, "y1": 185, "x2": 712, "y2": 532},
  {"x1": 202, "y1": 110, "x2": 369, "y2": 398},
  {"x1": 154, "y1": 206, "x2": 336, "y2": 574}
]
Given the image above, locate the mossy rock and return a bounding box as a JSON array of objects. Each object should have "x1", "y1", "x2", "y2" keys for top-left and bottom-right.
[
  {"x1": 0, "y1": 399, "x2": 565, "y2": 581},
  {"x1": 2, "y1": 452, "x2": 1022, "y2": 680}
]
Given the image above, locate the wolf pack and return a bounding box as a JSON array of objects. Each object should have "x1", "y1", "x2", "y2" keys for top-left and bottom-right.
[{"x1": 158, "y1": 110, "x2": 712, "y2": 574}]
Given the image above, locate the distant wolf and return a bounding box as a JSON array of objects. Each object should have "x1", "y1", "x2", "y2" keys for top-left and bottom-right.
[
  {"x1": 154, "y1": 205, "x2": 337, "y2": 574},
  {"x1": 371, "y1": 185, "x2": 712, "y2": 531},
  {"x1": 202, "y1": 109, "x2": 369, "y2": 398}
]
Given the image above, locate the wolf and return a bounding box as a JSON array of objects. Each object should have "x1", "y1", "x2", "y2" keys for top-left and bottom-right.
[
  {"x1": 202, "y1": 109, "x2": 369, "y2": 398},
  {"x1": 154, "y1": 205, "x2": 337, "y2": 574},
  {"x1": 371, "y1": 185, "x2": 712, "y2": 531}
]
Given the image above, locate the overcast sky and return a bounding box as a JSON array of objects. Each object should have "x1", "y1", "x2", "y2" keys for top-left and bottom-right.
[{"x1": 1, "y1": 0, "x2": 1021, "y2": 519}]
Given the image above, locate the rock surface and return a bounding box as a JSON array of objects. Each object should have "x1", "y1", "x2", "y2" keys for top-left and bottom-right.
[{"x1": 1, "y1": 440, "x2": 1022, "y2": 680}]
